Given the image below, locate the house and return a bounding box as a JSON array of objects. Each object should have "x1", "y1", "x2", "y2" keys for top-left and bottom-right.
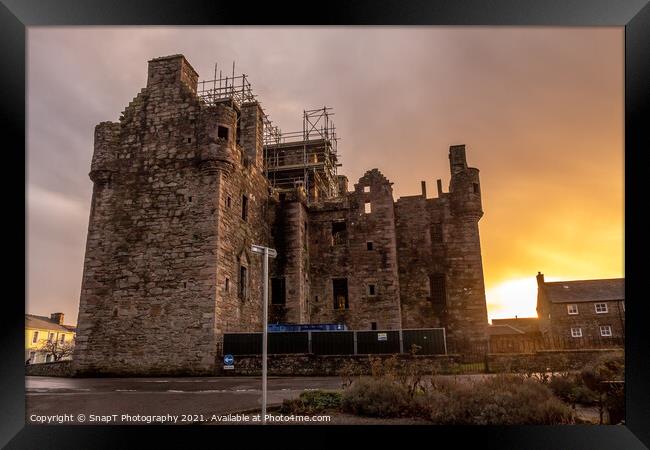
[
  {"x1": 535, "y1": 272, "x2": 625, "y2": 342},
  {"x1": 488, "y1": 316, "x2": 541, "y2": 352},
  {"x1": 25, "y1": 313, "x2": 76, "y2": 364}
]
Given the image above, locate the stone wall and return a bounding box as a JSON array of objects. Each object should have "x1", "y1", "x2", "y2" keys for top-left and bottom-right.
[
  {"x1": 547, "y1": 301, "x2": 625, "y2": 340},
  {"x1": 26, "y1": 361, "x2": 73, "y2": 377},
  {"x1": 486, "y1": 349, "x2": 624, "y2": 373}
]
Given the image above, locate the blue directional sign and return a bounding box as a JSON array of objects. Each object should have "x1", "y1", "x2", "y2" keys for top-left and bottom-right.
[{"x1": 224, "y1": 354, "x2": 234, "y2": 365}]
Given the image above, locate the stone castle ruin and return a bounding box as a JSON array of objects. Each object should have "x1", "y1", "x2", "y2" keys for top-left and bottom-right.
[{"x1": 73, "y1": 55, "x2": 489, "y2": 375}]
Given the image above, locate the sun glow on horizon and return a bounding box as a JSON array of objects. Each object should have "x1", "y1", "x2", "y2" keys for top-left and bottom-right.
[{"x1": 485, "y1": 277, "x2": 539, "y2": 323}]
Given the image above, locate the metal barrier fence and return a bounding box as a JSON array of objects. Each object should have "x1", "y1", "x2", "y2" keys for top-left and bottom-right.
[{"x1": 221, "y1": 328, "x2": 447, "y2": 356}]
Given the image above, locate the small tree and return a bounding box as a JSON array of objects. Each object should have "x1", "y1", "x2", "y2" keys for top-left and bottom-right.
[{"x1": 38, "y1": 339, "x2": 75, "y2": 362}]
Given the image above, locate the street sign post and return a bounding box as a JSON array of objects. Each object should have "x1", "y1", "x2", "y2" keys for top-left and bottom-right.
[{"x1": 251, "y1": 244, "x2": 277, "y2": 424}]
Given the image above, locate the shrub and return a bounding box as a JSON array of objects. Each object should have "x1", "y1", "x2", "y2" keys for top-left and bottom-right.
[
  {"x1": 341, "y1": 377, "x2": 412, "y2": 418},
  {"x1": 280, "y1": 390, "x2": 342, "y2": 415}
]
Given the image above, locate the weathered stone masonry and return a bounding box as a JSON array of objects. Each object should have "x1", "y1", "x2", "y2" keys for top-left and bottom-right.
[{"x1": 74, "y1": 54, "x2": 489, "y2": 375}]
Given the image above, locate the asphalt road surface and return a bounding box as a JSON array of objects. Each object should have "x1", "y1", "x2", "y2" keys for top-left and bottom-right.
[{"x1": 26, "y1": 376, "x2": 344, "y2": 425}]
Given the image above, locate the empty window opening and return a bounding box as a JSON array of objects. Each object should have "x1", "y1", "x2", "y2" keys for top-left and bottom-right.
[
  {"x1": 366, "y1": 241, "x2": 374, "y2": 251},
  {"x1": 364, "y1": 185, "x2": 370, "y2": 193},
  {"x1": 183, "y1": 281, "x2": 187, "y2": 289},
  {"x1": 314, "y1": 295, "x2": 319, "y2": 303},
  {"x1": 368, "y1": 284, "x2": 377, "y2": 296},
  {"x1": 333, "y1": 278, "x2": 349, "y2": 310},
  {"x1": 431, "y1": 223, "x2": 443, "y2": 243},
  {"x1": 218, "y1": 126, "x2": 229, "y2": 140},
  {"x1": 188, "y1": 196, "x2": 192, "y2": 203},
  {"x1": 187, "y1": 137, "x2": 192, "y2": 144},
  {"x1": 271, "y1": 278, "x2": 286, "y2": 305},
  {"x1": 430, "y1": 274, "x2": 447, "y2": 306},
  {"x1": 472, "y1": 183, "x2": 480, "y2": 194},
  {"x1": 226, "y1": 196, "x2": 232, "y2": 208},
  {"x1": 567, "y1": 304, "x2": 579, "y2": 315},
  {"x1": 239, "y1": 265, "x2": 248, "y2": 299},
  {"x1": 242, "y1": 195, "x2": 249, "y2": 221},
  {"x1": 364, "y1": 201, "x2": 372, "y2": 214},
  {"x1": 225, "y1": 278, "x2": 230, "y2": 292},
  {"x1": 331, "y1": 221, "x2": 347, "y2": 245},
  {"x1": 371, "y1": 322, "x2": 377, "y2": 330}
]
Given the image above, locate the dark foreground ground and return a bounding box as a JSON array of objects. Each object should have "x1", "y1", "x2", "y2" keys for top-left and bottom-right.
[{"x1": 26, "y1": 376, "x2": 343, "y2": 425}]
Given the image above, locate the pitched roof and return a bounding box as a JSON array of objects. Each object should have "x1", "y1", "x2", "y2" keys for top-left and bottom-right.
[
  {"x1": 542, "y1": 278, "x2": 624, "y2": 303},
  {"x1": 25, "y1": 314, "x2": 76, "y2": 333},
  {"x1": 488, "y1": 324, "x2": 526, "y2": 336},
  {"x1": 491, "y1": 317, "x2": 540, "y2": 333}
]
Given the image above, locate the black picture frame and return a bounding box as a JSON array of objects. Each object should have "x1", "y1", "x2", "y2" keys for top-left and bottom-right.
[{"x1": 2, "y1": 0, "x2": 648, "y2": 448}]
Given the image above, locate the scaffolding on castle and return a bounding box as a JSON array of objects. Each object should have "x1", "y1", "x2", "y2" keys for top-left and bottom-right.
[
  {"x1": 195, "y1": 63, "x2": 339, "y2": 203},
  {"x1": 263, "y1": 107, "x2": 340, "y2": 203},
  {"x1": 196, "y1": 62, "x2": 283, "y2": 149}
]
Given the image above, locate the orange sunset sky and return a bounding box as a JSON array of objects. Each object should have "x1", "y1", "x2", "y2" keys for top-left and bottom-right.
[{"x1": 27, "y1": 27, "x2": 624, "y2": 324}]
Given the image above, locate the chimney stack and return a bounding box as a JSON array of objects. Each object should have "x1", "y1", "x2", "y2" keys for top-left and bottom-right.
[
  {"x1": 536, "y1": 272, "x2": 545, "y2": 286},
  {"x1": 50, "y1": 312, "x2": 64, "y2": 325},
  {"x1": 421, "y1": 181, "x2": 427, "y2": 198}
]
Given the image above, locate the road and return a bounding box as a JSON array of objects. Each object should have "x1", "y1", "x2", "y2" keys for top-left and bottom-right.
[{"x1": 26, "y1": 376, "x2": 344, "y2": 425}]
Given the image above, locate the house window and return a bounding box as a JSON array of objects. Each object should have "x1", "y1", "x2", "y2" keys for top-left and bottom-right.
[
  {"x1": 366, "y1": 241, "x2": 374, "y2": 251},
  {"x1": 239, "y1": 266, "x2": 248, "y2": 299},
  {"x1": 241, "y1": 195, "x2": 248, "y2": 221},
  {"x1": 32, "y1": 331, "x2": 39, "y2": 344},
  {"x1": 333, "y1": 278, "x2": 349, "y2": 310},
  {"x1": 225, "y1": 277, "x2": 230, "y2": 293},
  {"x1": 600, "y1": 325, "x2": 612, "y2": 337},
  {"x1": 371, "y1": 322, "x2": 377, "y2": 330},
  {"x1": 571, "y1": 327, "x2": 583, "y2": 338},
  {"x1": 567, "y1": 304, "x2": 579, "y2": 315},
  {"x1": 29, "y1": 351, "x2": 35, "y2": 361},
  {"x1": 60, "y1": 334, "x2": 65, "y2": 343},
  {"x1": 595, "y1": 303, "x2": 608, "y2": 314},
  {"x1": 367, "y1": 284, "x2": 377, "y2": 296},
  {"x1": 430, "y1": 274, "x2": 447, "y2": 306},
  {"x1": 364, "y1": 201, "x2": 372, "y2": 214},
  {"x1": 271, "y1": 278, "x2": 286, "y2": 305},
  {"x1": 431, "y1": 223, "x2": 443, "y2": 243},
  {"x1": 364, "y1": 186, "x2": 370, "y2": 193},
  {"x1": 48, "y1": 332, "x2": 54, "y2": 343},
  {"x1": 332, "y1": 221, "x2": 347, "y2": 245},
  {"x1": 46, "y1": 354, "x2": 52, "y2": 363},
  {"x1": 218, "y1": 125, "x2": 229, "y2": 140}
]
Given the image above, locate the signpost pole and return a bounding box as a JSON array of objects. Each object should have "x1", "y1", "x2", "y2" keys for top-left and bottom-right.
[{"x1": 262, "y1": 247, "x2": 269, "y2": 425}]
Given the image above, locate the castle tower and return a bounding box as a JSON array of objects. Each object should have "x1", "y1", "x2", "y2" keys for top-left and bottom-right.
[
  {"x1": 444, "y1": 144, "x2": 489, "y2": 347},
  {"x1": 73, "y1": 55, "x2": 271, "y2": 376}
]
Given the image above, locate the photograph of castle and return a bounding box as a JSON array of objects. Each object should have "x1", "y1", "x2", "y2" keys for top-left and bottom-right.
[{"x1": 26, "y1": 27, "x2": 624, "y2": 426}]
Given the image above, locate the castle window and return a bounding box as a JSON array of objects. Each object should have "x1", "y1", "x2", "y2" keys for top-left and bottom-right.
[
  {"x1": 571, "y1": 327, "x2": 582, "y2": 338},
  {"x1": 472, "y1": 183, "x2": 480, "y2": 194},
  {"x1": 32, "y1": 331, "x2": 39, "y2": 344},
  {"x1": 371, "y1": 322, "x2": 377, "y2": 330},
  {"x1": 225, "y1": 278, "x2": 230, "y2": 292},
  {"x1": 239, "y1": 266, "x2": 248, "y2": 299},
  {"x1": 595, "y1": 303, "x2": 608, "y2": 314},
  {"x1": 271, "y1": 278, "x2": 286, "y2": 305},
  {"x1": 242, "y1": 195, "x2": 249, "y2": 221},
  {"x1": 314, "y1": 295, "x2": 319, "y2": 303},
  {"x1": 333, "y1": 278, "x2": 349, "y2": 310},
  {"x1": 367, "y1": 284, "x2": 377, "y2": 296},
  {"x1": 364, "y1": 185, "x2": 370, "y2": 193},
  {"x1": 431, "y1": 223, "x2": 443, "y2": 243},
  {"x1": 218, "y1": 126, "x2": 229, "y2": 140},
  {"x1": 567, "y1": 304, "x2": 579, "y2": 315},
  {"x1": 366, "y1": 241, "x2": 374, "y2": 251},
  {"x1": 331, "y1": 221, "x2": 347, "y2": 245},
  {"x1": 227, "y1": 196, "x2": 232, "y2": 208},
  {"x1": 188, "y1": 196, "x2": 192, "y2": 203},
  {"x1": 187, "y1": 137, "x2": 192, "y2": 144},
  {"x1": 364, "y1": 201, "x2": 372, "y2": 214},
  {"x1": 430, "y1": 274, "x2": 447, "y2": 306}
]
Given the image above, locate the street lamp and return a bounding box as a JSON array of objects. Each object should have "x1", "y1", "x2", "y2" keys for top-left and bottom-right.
[{"x1": 251, "y1": 244, "x2": 277, "y2": 424}]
